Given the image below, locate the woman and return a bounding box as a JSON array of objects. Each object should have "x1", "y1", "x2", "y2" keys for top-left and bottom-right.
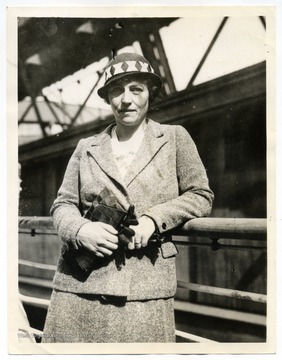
[{"x1": 42, "y1": 53, "x2": 214, "y2": 343}]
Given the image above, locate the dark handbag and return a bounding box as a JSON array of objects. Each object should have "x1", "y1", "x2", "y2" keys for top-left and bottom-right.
[{"x1": 62, "y1": 189, "x2": 138, "y2": 272}]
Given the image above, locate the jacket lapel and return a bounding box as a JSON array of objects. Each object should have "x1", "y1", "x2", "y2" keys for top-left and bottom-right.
[
  {"x1": 125, "y1": 120, "x2": 168, "y2": 187},
  {"x1": 86, "y1": 120, "x2": 169, "y2": 189},
  {"x1": 86, "y1": 124, "x2": 127, "y2": 188}
]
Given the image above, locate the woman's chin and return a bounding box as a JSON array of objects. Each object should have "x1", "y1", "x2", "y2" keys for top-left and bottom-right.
[{"x1": 117, "y1": 118, "x2": 142, "y2": 128}]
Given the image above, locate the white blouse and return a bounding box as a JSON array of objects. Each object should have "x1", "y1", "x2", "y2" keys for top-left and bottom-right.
[{"x1": 111, "y1": 122, "x2": 146, "y2": 179}]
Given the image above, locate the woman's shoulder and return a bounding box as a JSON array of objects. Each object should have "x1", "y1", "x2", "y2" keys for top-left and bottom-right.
[
  {"x1": 75, "y1": 123, "x2": 114, "y2": 148},
  {"x1": 148, "y1": 119, "x2": 189, "y2": 137},
  {"x1": 148, "y1": 120, "x2": 196, "y2": 153}
]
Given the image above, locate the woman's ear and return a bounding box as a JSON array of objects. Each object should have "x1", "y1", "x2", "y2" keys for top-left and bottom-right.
[{"x1": 151, "y1": 85, "x2": 159, "y2": 94}]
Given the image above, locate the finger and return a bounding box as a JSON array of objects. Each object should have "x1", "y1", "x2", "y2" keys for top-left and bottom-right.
[
  {"x1": 95, "y1": 251, "x2": 105, "y2": 258},
  {"x1": 103, "y1": 241, "x2": 118, "y2": 251},
  {"x1": 121, "y1": 226, "x2": 135, "y2": 237},
  {"x1": 124, "y1": 218, "x2": 139, "y2": 226},
  {"x1": 127, "y1": 238, "x2": 135, "y2": 250},
  {"x1": 105, "y1": 233, "x2": 119, "y2": 244},
  {"x1": 141, "y1": 237, "x2": 149, "y2": 247},
  {"x1": 98, "y1": 247, "x2": 113, "y2": 257},
  {"x1": 118, "y1": 233, "x2": 131, "y2": 245},
  {"x1": 99, "y1": 222, "x2": 118, "y2": 235},
  {"x1": 85, "y1": 242, "x2": 114, "y2": 256},
  {"x1": 134, "y1": 236, "x2": 142, "y2": 249},
  {"x1": 96, "y1": 236, "x2": 118, "y2": 249},
  {"x1": 127, "y1": 205, "x2": 135, "y2": 216},
  {"x1": 84, "y1": 244, "x2": 106, "y2": 257}
]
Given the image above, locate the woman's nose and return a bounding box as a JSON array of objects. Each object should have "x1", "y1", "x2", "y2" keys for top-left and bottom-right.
[{"x1": 121, "y1": 88, "x2": 132, "y2": 104}]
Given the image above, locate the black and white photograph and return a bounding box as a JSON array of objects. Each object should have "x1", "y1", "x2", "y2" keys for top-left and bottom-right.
[{"x1": 5, "y1": 4, "x2": 277, "y2": 356}]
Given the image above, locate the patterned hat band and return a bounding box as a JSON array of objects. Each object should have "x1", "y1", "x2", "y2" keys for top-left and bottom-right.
[
  {"x1": 98, "y1": 53, "x2": 163, "y2": 101},
  {"x1": 104, "y1": 60, "x2": 154, "y2": 83}
]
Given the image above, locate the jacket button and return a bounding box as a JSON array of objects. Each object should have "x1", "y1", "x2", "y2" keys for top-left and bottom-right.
[{"x1": 162, "y1": 223, "x2": 167, "y2": 230}]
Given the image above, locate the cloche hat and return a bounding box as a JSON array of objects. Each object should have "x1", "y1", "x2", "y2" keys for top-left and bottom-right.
[{"x1": 98, "y1": 52, "x2": 163, "y2": 101}]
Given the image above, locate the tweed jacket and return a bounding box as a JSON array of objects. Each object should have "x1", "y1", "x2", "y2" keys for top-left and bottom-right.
[{"x1": 50, "y1": 119, "x2": 214, "y2": 301}]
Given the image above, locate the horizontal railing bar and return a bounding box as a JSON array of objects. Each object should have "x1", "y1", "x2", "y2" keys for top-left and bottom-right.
[
  {"x1": 19, "y1": 231, "x2": 58, "y2": 236},
  {"x1": 19, "y1": 293, "x2": 50, "y2": 309},
  {"x1": 178, "y1": 281, "x2": 267, "y2": 303},
  {"x1": 19, "y1": 275, "x2": 53, "y2": 289},
  {"x1": 175, "y1": 329, "x2": 218, "y2": 343},
  {"x1": 177, "y1": 217, "x2": 267, "y2": 240},
  {"x1": 173, "y1": 239, "x2": 266, "y2": 251},
  {"x1": 19, "y1": 217, "x2": 55, "y2": 230},
  {"x1": 174, "y1": 301, "x2": 266, "y2": 326},
  {"x1": 19, "y1": 228, "x2": 58, "y2": 235},
  {"x1": 19, "y1": 216, "x2": 267, "y2": 241},
  {"x1": 19, "y1": 259, "x2": 57, "y2": 271},
  {"x1": 209, "y1": 244, "x2": 266, "y2": 251},
  {"x1": 19, "y1": 274, "x2": 267, "y2": 304}
]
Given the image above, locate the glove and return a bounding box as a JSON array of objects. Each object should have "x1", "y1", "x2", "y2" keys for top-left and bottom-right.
[
  {"x1": 118, "y1": 205, "x2": 138, "y2": 245},
  {"x1": 63, "y1": 201, "x2": 139, "y2": 273}
]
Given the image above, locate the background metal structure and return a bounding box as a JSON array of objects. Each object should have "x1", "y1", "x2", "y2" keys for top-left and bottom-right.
[
  {"x1": 18, "y1": 17, "x2": 177, "y2": 136},
  {"x1": 18, "y1": 16, "x2": 266, "y2": 137}
]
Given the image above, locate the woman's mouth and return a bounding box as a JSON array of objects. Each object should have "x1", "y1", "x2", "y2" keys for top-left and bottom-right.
[{"x1": 118, "y1": 109, "x2": 136, "y2": 114}]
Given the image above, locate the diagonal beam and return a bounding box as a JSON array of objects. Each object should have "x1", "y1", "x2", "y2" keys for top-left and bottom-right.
[
  {"x1": 42, "y1": 94, "x2": 64, "y2": 126},
  {"x1": 50, "y1": 101, "x2": 72, "y2": 124},
  {"x1": 186, "y1": 17, "x2": 229, "y2": 89},
  {"x1": 18, "y1": 59, "x2": 47, "y2": 137},
  {"x1": 140, "y1": 28, "x2": 176, "y2": 97},
  {"x1": 30, "y1": 97, "x2": 48, "y2": 137},
  {"x1": 70, "y1": 71, "x2": 103, "y2": 126},
  {"x1": 18, "y1": 102, "x2": 33, "y2": 124}
]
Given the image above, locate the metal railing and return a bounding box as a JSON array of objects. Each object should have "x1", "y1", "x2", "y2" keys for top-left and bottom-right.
[
  {"x1": 18, "y1": 216, "x2": 267, "y2": 342},
  {"x1": 18, "y1": 216, "x2": 267, "y2": 301},
  {"x1": 18, "y1": 216, "x2": 267, "y2": 240},
  {"x1": 174, "y1": 217, "x2": 267, "y2": 305}
]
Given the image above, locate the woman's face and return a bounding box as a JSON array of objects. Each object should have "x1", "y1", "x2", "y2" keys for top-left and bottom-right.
[{"x1": 108, "y1": 78, "x2": 149, "y2": 128}]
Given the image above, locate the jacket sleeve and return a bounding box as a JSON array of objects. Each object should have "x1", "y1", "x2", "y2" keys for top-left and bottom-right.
[
  {"x1": 50, "y1": 139, "x2": 91, "y2": 245},
  {"x1": 143, "y1": 125, "x2": 214, "y2": 234}
]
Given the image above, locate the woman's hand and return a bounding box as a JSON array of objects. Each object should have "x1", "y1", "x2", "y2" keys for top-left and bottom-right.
[
  {"x1": 76, "y1": 222, "x2": 119, "y2": 258},
  {"x1": 127, "y1": 216, "x2": 156, "y2": 250}
]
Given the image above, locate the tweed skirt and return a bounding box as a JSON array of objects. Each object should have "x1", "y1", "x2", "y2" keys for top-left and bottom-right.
[{"x1": 42, "y1": 290, "x2": 176, "y2": 343}]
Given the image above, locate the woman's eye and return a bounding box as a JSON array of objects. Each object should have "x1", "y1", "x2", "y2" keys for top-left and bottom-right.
[
  {"x1": 131, "y1": 87, "x2": 143, "y2": 94},
  {"x1": 109, "y1": 87, "x2": 123, "y2": 97}
]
